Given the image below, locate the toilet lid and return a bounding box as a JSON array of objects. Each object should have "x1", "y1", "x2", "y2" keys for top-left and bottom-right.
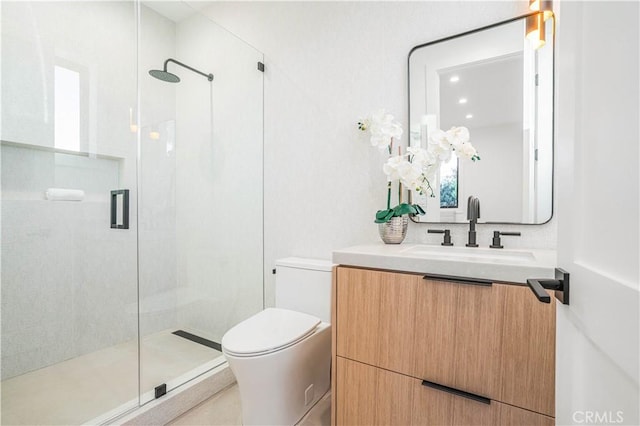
[{"x1": 221, "y1": 308, "x2": 321, "y2": 356}]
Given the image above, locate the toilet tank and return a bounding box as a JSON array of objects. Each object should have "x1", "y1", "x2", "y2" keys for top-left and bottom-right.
[{"x1": 275, "y1": 257, "x2": 334, "y2": 323}]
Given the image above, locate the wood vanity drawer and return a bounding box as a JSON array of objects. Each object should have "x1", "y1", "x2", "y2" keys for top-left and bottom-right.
[
  {"x1": 336, "y1": 356, "x2": 414, "y2": 426},
  {"x1": 335, "y1": 266, "x2": 420, "y2": 375},
  {"x1": 499, "y1": 284, "x2": 556, "y2": 417},
  {"x1": 336, "y1": 356, "x2": 554, "y2": 426},
  {"x1": 335, "y1": 266, "x2": 507, "y2": 397},
  {"x1": 413, "y1": 278, "x2": 506, "y2": 400}
]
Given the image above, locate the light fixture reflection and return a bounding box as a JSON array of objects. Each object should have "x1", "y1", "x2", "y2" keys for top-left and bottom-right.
[
  {"x1": 449, "y1": 75, "x2": 460, "y2": 83},
  {"x1": 529, "y1": 0, "x2": 553, "y2": 20},
  {"x1": 459, "y1": 98, "x2": 468, "y2": 104},
  {"x1": 129, "y1": 107, "x2": 138, "y2": 133},
  {"x1": 526, "y1": 0, "x2": 553, "y2": 50},
  {"x1": 526, "y1": 12, "x2": 546, "y2": 50},
  {"x1": 465, "y1": 114, "x2": 473, "y2": 119}
]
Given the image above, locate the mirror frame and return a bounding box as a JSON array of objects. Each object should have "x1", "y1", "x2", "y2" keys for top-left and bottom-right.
[{"x1": 407, "y1": 12, "x2": 555, "y2": 225}]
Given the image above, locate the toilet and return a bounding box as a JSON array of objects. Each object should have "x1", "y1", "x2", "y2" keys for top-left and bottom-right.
[{"x1": 221, "y1": 257, "x2": 333, "y2": 425}]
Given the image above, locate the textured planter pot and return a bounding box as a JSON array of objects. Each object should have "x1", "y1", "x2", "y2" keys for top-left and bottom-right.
[{"x1": 378, "y1": 215, "x2": 409, "y2": 244}]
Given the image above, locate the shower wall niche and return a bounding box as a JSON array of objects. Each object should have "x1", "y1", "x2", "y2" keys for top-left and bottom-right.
[{"x1": 1, "y1": 1, "x2": 264, "y2": 424}]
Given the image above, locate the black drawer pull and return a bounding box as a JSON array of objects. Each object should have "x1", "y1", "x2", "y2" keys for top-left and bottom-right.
[
  {"x1": 421, "y1": 380, "x2": 490, "y2": 405},
  {"x1": 423, "y1": 273, "x2": 492, "y2": 287}
]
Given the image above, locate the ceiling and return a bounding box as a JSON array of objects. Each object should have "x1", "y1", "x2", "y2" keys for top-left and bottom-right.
[
  {"x1": 439, "y1": 53, "x2": 523, "y2": 130},
  {"x1": 141, "y1": 1, "x2": 210, "y2": 23}
]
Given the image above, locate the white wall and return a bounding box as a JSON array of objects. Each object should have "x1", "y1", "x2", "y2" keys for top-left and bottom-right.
[{"x1": 196, "y1": 1, "x2": 558, "y2": 308}]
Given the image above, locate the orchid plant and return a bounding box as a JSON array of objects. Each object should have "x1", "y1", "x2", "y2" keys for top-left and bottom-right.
[{"x1": 358, "y1": 110, "x2": 480, "y2": 224}]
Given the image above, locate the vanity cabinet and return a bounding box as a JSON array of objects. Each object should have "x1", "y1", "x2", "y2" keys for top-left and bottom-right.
[
  {"x1": 331, "y1": 266, "x2": 555, "y2": 425},
  {"x1": 413, "y1": 277, "x2": 505, "y2": 399}
]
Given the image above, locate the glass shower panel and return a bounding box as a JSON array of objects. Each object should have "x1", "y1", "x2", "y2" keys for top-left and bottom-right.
[
  {"x1": 138, "y1": 2, "x2": 264, "y2": 403},
  {"x1": 0, "y1": 1, "x2": 139, "y2": 424}
]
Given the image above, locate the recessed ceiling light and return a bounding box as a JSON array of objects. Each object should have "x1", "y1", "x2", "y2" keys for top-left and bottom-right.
[
  {"x1": 449, "y1": 75, "x2": 459, "y2": 83},
  {"x1": 466, "y1": 114, "x2": 473, "y2": 119},
  {"x1": 459, "y1": 98, "x2": 468, "y2": 104}
]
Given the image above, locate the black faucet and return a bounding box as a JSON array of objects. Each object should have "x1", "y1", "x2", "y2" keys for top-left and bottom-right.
[
  {"x1": 428, "y1": 229, "x2": 453, "y2": 246},
  {"x1": 466, "y1": 196, "x2": 480, "y2": 247},
  {"x1": 490, "y1": 231, "x2": 521, "y2": 249}
]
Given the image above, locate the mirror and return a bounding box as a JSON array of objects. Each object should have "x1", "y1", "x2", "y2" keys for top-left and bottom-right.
[{"x1": 409, "y1": 13, "x2": 554, "y2": 224}]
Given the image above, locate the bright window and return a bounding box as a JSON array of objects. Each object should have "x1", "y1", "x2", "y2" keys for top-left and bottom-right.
[
  {"x1": 54, "y1": 65, "x2": 80, "y2": 151},
  {"x1": 440, "y1": 152, "x2": 458, "y2": 208}
]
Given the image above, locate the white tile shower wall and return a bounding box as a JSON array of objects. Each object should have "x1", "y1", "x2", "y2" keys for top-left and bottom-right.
[
  {"x1": 174, "y1": 12, "x2": 264, "y2": 341},
  {"x1": 0, "y1": 1, "x2": 138, "y2": 379},
  {"x1": 0, "y1": 150, "x2": 138, "y2": 379},
  {"x1": 196, "y1": 1, "x2": 555, "y2": 308}
]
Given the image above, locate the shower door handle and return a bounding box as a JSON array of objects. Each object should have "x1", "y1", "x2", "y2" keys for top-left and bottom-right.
[{"x1": 110, "y1": 189, "x2": 129, "y2": 229}]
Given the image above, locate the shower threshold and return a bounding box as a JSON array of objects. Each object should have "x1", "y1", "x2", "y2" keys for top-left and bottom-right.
[{"x1": 1, "y1": 329, "x2": 223, "y2": 426}]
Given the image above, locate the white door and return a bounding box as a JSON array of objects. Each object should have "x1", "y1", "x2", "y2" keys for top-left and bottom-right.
[{"x1": 555, "y1": 2, "x2": 639, "y2": 425}]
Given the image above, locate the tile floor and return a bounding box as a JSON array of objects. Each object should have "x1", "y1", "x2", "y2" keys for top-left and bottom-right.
[
  {"x1": 169, "y1": 384, "x2": 331, "y2": 426},
  {"x1": 1, "y1": 330, "x2": 222, "y2": 425}
]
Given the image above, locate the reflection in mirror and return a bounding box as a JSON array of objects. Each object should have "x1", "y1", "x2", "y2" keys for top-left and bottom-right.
[{"x1": 409, "y1": 13, "x2": 554, "y2": 224}]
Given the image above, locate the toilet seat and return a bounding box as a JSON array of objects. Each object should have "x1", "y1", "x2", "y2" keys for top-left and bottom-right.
[{"x1": 221, "y1": 308, "x2": 321, "y2": 357}]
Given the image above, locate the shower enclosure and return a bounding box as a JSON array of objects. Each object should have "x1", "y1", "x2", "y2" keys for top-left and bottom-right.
[{"x1": 0, "y1": 1, "x2": 264, "y2": 424}]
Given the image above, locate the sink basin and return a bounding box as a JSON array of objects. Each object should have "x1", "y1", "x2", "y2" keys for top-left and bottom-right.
[{"x1": 400, "y1": 245, "x2": 536, "y2": 263}]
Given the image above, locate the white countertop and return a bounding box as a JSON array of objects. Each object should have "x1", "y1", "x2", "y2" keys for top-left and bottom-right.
[{"x1": 332, "y1": 243, "x2": 557, "y2": 284}]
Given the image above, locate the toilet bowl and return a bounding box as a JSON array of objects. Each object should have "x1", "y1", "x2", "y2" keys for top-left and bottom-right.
[
  {"x1": 221, "y1": 257, "x2": 334, "y2": 425},
  {"x1": 222, "y1": 308, "x2": 331, "y2": 425}
]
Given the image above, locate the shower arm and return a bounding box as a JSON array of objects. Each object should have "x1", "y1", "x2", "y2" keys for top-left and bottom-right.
[{"x1": 164, "y1": 58, "x2": 214, "y2": 81}]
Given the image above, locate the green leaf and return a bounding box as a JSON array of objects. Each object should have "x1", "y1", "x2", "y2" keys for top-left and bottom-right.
[
  {"x1": 393, "y1": 203, "x2": 417, "y2": 216},
  {"x1": 413, "y1": 204, "x2": 426, "y2": 215},
  {"x1": 375, "y1": 203, "x2": 425, "y2": 223},
  {"x1": 374, "y1": 209, "x2": 395, "y2": 223}
]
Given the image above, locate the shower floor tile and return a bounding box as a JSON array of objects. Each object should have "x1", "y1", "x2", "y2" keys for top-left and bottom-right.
[{"x1": 1, "y1": 329, "x2": 222, "y2": 426}]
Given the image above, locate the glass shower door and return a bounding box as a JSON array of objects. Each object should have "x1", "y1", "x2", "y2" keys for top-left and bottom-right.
[
  {"x1": 1, "y1": 1, "x2": 140, "y2": 424},
  {"x1": 138, "y1": 2, "x2": 264, "y2": 404}
]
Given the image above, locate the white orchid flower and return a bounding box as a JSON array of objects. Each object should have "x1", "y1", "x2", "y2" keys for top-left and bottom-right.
[
  {"x1": 358, "y1": 111, "x2": 479, "y2": 218},
  {"x1": 427, "y1": 129, "x2": 454, "y2": 162},
  {"x1": 383, "y1": 155, "x2": 405, "y2": 181},
  {"x1": 456, "y1": 142, "x2": 478, "y2": 160},
  {"x1": 397, "y1": 161, "x2": 424, "y2": 192},
  {"x1": 407, "y1": 146, "x2": 437, "y2": 170},
  {"x1": 362, "y1": 109, "x2": 403, "y2": 151},
  {"x1": 446, "y1": 126, "x2": 470, "y2": 149}
]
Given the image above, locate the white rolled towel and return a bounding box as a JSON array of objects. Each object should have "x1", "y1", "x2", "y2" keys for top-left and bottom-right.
[{"x1": 45, "y1": 188, "x2": 85, "y2": 201}]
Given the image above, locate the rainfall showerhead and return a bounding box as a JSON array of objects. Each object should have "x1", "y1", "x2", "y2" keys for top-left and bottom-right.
[
  {"x1": 149, "y1": 58, "x2": 213, "y2": 83},
  {"x1": 149, "y1": 69, "x2": 181, "y2": 83}
]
